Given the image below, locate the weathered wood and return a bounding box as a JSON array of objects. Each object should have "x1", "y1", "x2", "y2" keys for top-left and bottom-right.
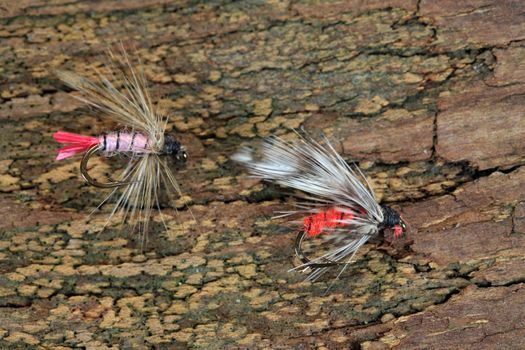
[{"x1": 0, "y1": 1, "x2": 524, "y2": 349}]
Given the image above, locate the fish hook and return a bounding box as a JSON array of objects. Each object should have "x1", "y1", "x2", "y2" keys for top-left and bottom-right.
[
  {"x1": 294, "y1": 230, "x2": 343, "y2": 268},
  {"x1": 80, "y1": 145, "x2": 129, "y2": 188}
]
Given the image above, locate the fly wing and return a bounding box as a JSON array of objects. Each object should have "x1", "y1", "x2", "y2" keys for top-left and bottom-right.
[
  {"x1": 57, "y1": 48, "x2": 167, "y2": 152},
  {"x1": 233, "y1": 134, "x2": 384, "y2": 225}
]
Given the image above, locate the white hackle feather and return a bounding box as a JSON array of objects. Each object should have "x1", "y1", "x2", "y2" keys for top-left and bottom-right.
[
  {"x1": 233, "y1": 134, "x2": 383, "y2": 282},
  {"x1": 58, "y1": 47, "x2": 181, "y2": 239}
]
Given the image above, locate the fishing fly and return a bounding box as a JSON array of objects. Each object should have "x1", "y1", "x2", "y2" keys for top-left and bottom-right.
[
  {"x1": 53, "y1": 49, "x2": 187, "y2": 236},
  {"x1": 233, "y1": 134, "x2": 407, "y2": 281}
]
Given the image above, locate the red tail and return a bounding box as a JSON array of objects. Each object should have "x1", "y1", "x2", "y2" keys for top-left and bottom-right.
[{"x1": 53, "y1": 131, "x2": 99, "y2": 160}]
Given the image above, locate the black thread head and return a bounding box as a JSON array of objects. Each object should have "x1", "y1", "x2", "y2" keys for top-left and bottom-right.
[
  {"x1": 162, "y1": 134, "x2": 188, "y2": 163},
  {"x1": 379, "y1": 205, "x2": 403, "y2": 230}
]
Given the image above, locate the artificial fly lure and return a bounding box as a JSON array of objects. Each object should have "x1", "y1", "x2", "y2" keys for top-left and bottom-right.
[
  {"x1": 53, "y1": 49, "x2": 187, "y2": 236},
  {"x1": 233, "y1": 134, "x2": 407, "y2": 282}
]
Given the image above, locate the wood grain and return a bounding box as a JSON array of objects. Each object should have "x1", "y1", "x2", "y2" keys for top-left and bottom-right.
[{"x1": 0, "y1": 1, "x2": 524, "y2": 348}]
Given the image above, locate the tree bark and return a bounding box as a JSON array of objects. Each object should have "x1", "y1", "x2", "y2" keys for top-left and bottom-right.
[{"x1": 0, "y1": 1, "x2": 524, "y2": 349}]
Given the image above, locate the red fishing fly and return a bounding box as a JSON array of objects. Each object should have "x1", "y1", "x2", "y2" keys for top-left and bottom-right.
[{"x1": 234, "y1": 134, "x2": 407, "y2": 281}]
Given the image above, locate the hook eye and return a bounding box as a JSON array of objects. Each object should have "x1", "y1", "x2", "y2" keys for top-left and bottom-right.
[
  {"x1": 177, "y1": 150, "x2": 188, "y2": 163},
  {"x1": 294, "y1": 230, "x2": 344, "y2": 268},
  {"x1": 80, "y1": 145, "x2": 129, "y2": 188}
]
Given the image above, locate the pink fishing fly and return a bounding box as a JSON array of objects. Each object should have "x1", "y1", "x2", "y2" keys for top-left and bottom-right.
[
  {"x1": 233, "y1": 134, "x2": 407, "y2": 281},
  {"x1": 53, "y1": 49, "x2": 187, "y2": 236}
]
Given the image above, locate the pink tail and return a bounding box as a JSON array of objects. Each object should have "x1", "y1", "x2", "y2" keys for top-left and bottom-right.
[{"x1": 53, "y1": 131, "x2": 99, "y2": 160}]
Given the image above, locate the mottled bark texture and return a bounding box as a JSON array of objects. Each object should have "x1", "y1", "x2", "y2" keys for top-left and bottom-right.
[{"x1": 0, "y1": 1, "x2": 524, "y2": 349}]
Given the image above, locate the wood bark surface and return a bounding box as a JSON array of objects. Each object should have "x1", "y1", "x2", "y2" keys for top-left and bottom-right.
[{"x1": 0, "y1": 1, "x2": 524, "y2": 349}]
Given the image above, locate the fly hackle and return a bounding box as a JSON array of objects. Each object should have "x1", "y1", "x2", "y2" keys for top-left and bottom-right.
[{"x1": 80, "y1": 145, "x2": 129, "y2": 188}]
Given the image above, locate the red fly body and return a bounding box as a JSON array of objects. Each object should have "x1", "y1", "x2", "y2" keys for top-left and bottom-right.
[
  {"x1": 303, "y1": 208, "x2": 355, "y2": 238},
  {"x1": 233, "y1": 134, "x2": 407, "y2": 281},
  {"x1": 304, "y1": 207, "x2": 405, "y2": 239}
]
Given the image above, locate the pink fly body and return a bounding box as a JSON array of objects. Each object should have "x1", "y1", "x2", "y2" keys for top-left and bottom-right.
[
  {"x1": 53, "y1": 131, "x2": 150, "y2": 160},
  {"x1": 99, "y1": 131, "x2": 150, "y2": 155}
]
